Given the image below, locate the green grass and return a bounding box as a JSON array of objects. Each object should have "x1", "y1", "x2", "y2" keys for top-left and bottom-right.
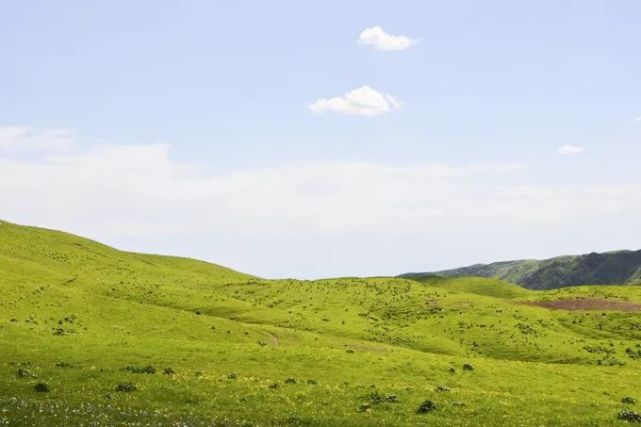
[{"x1": 2, "y1": 220, "x2": 641, "y2": 425}]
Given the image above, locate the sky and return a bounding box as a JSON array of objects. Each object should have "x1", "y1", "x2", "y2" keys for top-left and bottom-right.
[{"x1": 1, "y1": 0, "x2": 641, "y2": 278}]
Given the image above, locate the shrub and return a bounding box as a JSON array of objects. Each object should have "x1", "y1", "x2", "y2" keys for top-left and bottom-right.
[
  {"x1": 163, "y1": 368, "x2": 175, "y2": 375},
  {"x1": 358, "y1": 403, "x2": 372, "y2": 412},
  {"x1": 618, "y1": 409, "x2": 641, "y2": 422},
  {"x1": 436, "y1": 385, "x2": 450, "y2": 392},
  {"x1": 124, "y1": 365, "x2": 156, "y2": 374},
  {"x1": 623, "y1": 397, "x2": 637, "y2": 405},
  {"x1": 416, "y1": 399, "x2": 437, "y2": 414},
  {"x1": 626, "y1": 348, "x2": 641, "y2": 360},
  {"x1": 228, "y1": 373, "x2": 237, "y2": 379},
  {"x1": 16, "y1": 368, "x2": 34, "y2": 378},
  {"x1": 285, "y1": 378, "x2": 297, "y2": 384},
  {"x1": 34, "y1": 383, "x2": 49, "y2": 392},
  {"x1": 115, "y1": 383, "x2": 137, "y2": 392},
  {"x1": 386, "y1": 394, "x2": 400, "y2": 403},
  {"x1": 463, "y1": 363, "x2": 475, "y2": 371}
]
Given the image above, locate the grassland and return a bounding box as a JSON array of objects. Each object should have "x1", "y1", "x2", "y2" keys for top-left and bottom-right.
[{"x1": 2, "y1": 220, "x2": 641, "y2": 426}]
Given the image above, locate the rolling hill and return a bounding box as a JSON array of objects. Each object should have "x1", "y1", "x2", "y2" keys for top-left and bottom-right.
[
  {"x1": 401, "y1": 250, "x2": 641, "y2": 290},
  {"x1": 2, "y1": 220, "x2": 641, "y2": 426}
]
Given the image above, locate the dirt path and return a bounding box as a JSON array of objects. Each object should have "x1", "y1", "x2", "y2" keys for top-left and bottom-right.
[{"x1": 523, "y1": 297, "x2": 641, "y2": 312}]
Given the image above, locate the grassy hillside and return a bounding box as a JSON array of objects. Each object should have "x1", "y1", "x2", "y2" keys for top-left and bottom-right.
[
  {"x1": 2, "y1": 221, "x2": 641, "y2": 425},
  {"x1": 401, "y1": 250, "x2": 641, "y2": 290}
]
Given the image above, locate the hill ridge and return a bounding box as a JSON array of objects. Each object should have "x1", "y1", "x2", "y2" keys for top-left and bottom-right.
[{"x1": 401, "y1": 249, "x2": 641, "y2": 290}]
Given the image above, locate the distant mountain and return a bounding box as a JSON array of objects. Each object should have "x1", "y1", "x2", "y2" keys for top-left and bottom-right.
[{"x1": 401, "y1": 250, "x2": 641, "y2": 290}]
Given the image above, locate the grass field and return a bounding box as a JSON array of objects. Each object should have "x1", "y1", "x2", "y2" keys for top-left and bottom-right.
[{"x1": 2, "y1": 220, "x2": 641, "y2": 426}]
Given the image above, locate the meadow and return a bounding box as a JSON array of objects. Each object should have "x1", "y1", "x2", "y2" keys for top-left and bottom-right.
[{"x1": 1, "y1": 220, "x2": 641, "y2": 426}]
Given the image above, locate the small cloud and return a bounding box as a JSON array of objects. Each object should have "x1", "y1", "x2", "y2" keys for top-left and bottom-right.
[
  {"x1": 0, "y1": 126, "x2": 76, "y2": 153},
  {"x1": 309, "y1": 85, "x2": 403, "y2": 117},
  {"x1": 357, "y1": 26, "x2": 417, "y2": 51},
  {"x1": 634, "y1": 115, "x2": 641, "y2": 124},
  {"x1": 557, "y1": 145, "x2": 585, "y2": 156}
]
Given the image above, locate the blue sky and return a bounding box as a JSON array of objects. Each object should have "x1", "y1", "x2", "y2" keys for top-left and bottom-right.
[{"x1": 1, "y1": 1, "x2": 640, "y2": 278}]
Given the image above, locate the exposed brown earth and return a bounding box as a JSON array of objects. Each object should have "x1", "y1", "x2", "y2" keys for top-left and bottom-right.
[{"x1": 523, "y1": 298, "x2": 641, "y2": 312}]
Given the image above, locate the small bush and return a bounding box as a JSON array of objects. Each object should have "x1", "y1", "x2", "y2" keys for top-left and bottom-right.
[
  {"x1": 417, "y1": 399, "x2": 437, "y2": 414},
  {"x1": 285, "y1": 378, "x2": 297, "y2": 384},
  {"x1": 115, "y1": 383, "x2": 137, "y2": 392},
  {"x1": 436, "y1": 385, "x2": 450, "y2": 392},
  {"x1": 358, "y1": 403, "x2": 372, "y2": 412},
  {"x1": 626, "y1": 348, "x2": 641, "y2": 360},
  {"x1": 228, "y1": 373, "x2": 237, "y2": 379},
  {"x1": 618, "y1": 409, "x2": 641, "y2": 422},
  {"x1": 623, "y1": 397, "x2": 637, "y2": 405},
  {"x1": 463, "y1": 363, "x2": 475, "y2": 371},
  {"x1": 34, "y1": 383, "x2": 49, "y2": 393},
  {"x1": 16, "y1": 368, "x2": 34, "y2": 378},
  {"x1": 386, "y1": 394, "x2": 400, "y2": 403},
  {"x1": 124, "y1": 365, "x2": 156, "y2": 374},
  {"x1": 163, "y1": 368, "x2": 176, "y2": 375}
]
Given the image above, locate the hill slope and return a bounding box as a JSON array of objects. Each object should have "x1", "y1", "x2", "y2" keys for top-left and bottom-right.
[
  {"x1": 2, "y1": 220, "x2": 641, "y2": 426},
  {"x1": 401, "y1": 250, "x2": 641, "y2": 290}
]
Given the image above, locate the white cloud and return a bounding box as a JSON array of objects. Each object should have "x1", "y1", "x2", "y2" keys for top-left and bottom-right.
[
  {"x1": 309, "y1": 85, "x2": 403, "y2": 116},
  {"x1": 557, "y1": 144, "x2": 585, "y2": 155},
  {"x1": 634, "y1": 115, "x2": 641, "y2": 124},
  {"x1": 2, "y1": 128, "x2": 640, "y2": 278},
  {"x1": 358, "y1": 26, "x2": 417, "y2": 51},
  {"x1": 0, "y1": 126, "x2": 76, "y2": 153}
]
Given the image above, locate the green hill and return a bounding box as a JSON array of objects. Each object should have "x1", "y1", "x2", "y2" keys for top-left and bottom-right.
[
  {"x1": 401, "y1": 250, "x2": 641, "y2": 290},
  {"x1": 2, "y1": 220, "x2": 641, "y2": 426}
]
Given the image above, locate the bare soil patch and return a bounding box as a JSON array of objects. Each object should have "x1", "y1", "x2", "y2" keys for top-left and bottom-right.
[{"x1": 524, "y1": 298, "x2": 641, "y2": 312}]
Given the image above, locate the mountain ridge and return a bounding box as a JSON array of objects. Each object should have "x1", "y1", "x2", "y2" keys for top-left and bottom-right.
[{"x1": 401, "y1": 249, "x2": 641, "y2": 290}]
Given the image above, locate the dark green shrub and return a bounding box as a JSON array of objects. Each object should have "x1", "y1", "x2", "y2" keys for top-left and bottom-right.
[
  {"x1": 34, "y1": 383, "x2": 49, "y2": 392},
  {"x1": 115, "y1": 383, "x2": 137, "y2": 392},
  {"x1": 124, "y1": 365, "x2": 156, "y2": 374},
  {"x1": 386, "y1": 394, "x2": 399, "y2": 403},
  {"x1": 417, "y1": 399, "x2": 437, "y2": 413},
  {"x1": 16, "y1": 368, "x2": 34, "y2": 378},
  {"x1": 358, "y1": 403, "x2": 372, "y2": 412},
  {"x1": 618, "y1": 409, "x2": 641, "y2": 422}
]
